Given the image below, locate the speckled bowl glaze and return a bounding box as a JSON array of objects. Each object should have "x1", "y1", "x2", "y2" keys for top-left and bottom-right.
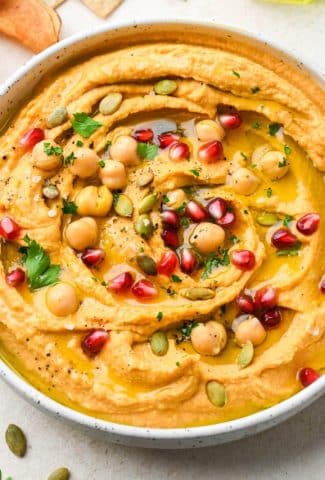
[{"x1": 0, "y1": 20, "x2": 324, "y2": 449}]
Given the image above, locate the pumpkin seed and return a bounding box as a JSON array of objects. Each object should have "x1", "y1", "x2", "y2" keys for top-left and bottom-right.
[
  {"x1": 135, "y1": 214, "x2": 154, "y2": 238},
  {"x1": 114, "y1": 194, "x2": 133, "y2": 217},
  {"x1": 47, "y1": 106, "x2": 68, "y2": 128},
  {"x1": 136, "y1": 254, "x2": 157, "y2": 275},
  {"x1": 154, "y1": 79, "x2": 177, "y2": 96},
  {"x1": 180, "y1": 287, "x2": 215, "y2": 301},
  {"x1": 150, "y1": 331, "x2": 169, "y2": 356},
  {"x1": 206, "y1": 381, "x2": 227, "y2": 407},
  {"x1": 137, "y1": 168, "x2": 154, "y2": 187},
  {"x1": 237, "y1": 341, "x2": 254, "y2": 369},
  {"x1": 256, "y1": 212, "x2": 279, "y2": 226},
  {"x1": 48, "y1": 467, "x2": 70, "y2": 480},
  {"x1": 99, "y1": 93, "x2": 123, "y2": 115},
  {"x1": 42, "y1": 184, "x2": 59, "y2": 199},
  {"x1": 139, "y1": 193, "x2": 159, "y2": 214},
  {"x1": 5, "y1": 424, "x2": 27, "y2": 457}
]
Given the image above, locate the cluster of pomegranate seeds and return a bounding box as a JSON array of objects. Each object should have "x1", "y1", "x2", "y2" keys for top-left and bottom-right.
[
  {"x1": 298, "y1": 367, "x2": 320, "y2": 387},
  {"x1": 230, "y1": 250, "x2": 256, "y2": 271},
  {"x1": 158, "y1": 132, "x2": 180, "y2": 149},
  {"x1": 108, "y1": 271, "x2": 157, "y2": 299},
  {"x1": 0, "y1": 217, "x2": 21, "y2": 241},
  {"x1": 271, "y1": 228, "x2": 298, "y2": 250},
  {"x1": 236, "y1": 286, "x2": 282, "y2": 330},
  {"x1": 81, "y1": 329, "x2": 109, "y2": 357},
  {"x1": 296, "y1": 213, "x2": 320, "y2": 236},
  {"x1": 20, "y1": 127, "x2": 45, "y2": 149},
  {"x1": 198, "y1": 140, "x2": 223, "y2": 164},
  {"x1": 207, "y1": 197, "x2": 236, "y2": 228},
  {"x1": 133, "y1": 128, "x2": 154, "y2": 143},
  {"x1": 132, "y1": 279, "x2": 158, "y2": 298},
  {"x1": 179, "y1": 247, "x2": 197, "y2": 274},
  {"x1": 5, "y1": 268, "x2": 26, "y2": 287},
  {"x1": 80, "y1": 248, "x2": 105, "y2": 267},
  {"x1": 168, "y1": 141, "x2": 190, "y2": 162},
  {"x1": 157, "y1": 251, "x2": 178, "y2": 276}
]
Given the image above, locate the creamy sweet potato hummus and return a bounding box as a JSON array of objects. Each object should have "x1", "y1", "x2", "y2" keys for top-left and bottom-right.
[{"x1": 0, "y1": 38, "x2": 324, "y2": 428}]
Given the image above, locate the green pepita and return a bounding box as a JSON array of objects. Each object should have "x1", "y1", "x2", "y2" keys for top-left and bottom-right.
[
  {"x1": 256, "y1": 212, "x2": 279, "y2": 226},
  {"x1": 139, "y1": 193, "x2": 159, "y2": 214},
  {"x1": 134, "y1": 214, "x2": 154, "y2": 238},
  {"x1": 47, "y1": 107, "x2": 68, "y2": 128},
  {"x1": 136, "y1": 168, "x2": 154, "y2": 187},
  {"x1": 180, "y1": 287, "x2": 215, "y2": 301},
  {"x1": 5, "y1": 424, "x2": 27, "y2": 457},
  {"x1": 42, "y1": 184, "x2": 59, "y2": 200},
  {"x1": 150, "y1": 331, "x2": 169, "y2": 356},
  {"x1": 48, "y1": 467, "x2": 70, "y2": 480},
  {"x1": 136, "y1": 254, "x2": 157, "y2": 275},
  {"x1": 99, "y1": 93, "x2": 123, "y2": 115},
  {"x1": 206, "y1": 381, "x2": 227, "y2": 407},
  {"x1": 237, "y1": 341, "x2": 254, "y2": 369},
  {"x1": 114, "y1": 194, "x2": 133, "y2": 217},
  {"x1": 154, "y1": 79, "x2": 177, "y2": 96}
]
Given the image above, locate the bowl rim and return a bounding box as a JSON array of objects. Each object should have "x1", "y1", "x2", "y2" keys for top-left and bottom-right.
[{"x1": 0, "y1": 18, "x2": 324, "y2": 442}]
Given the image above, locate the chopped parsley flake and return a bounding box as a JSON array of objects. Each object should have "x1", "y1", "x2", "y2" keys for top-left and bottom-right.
[
  {"x1": 71, "y1": 112, "x2": 102, "y2": 138},
  {"x1": 265, "y1": 187, "x2": 273, "y2": 198},
  {"x1": 137, "y1": 142, "x2": 158, "y2": 160},
  {"x1": 252, "y1": 121, "x2": 261, "y2": 130},
  {"x1": 63, "y1": 151, "x2": 76, "y2": 166},
  {"x1": 190, "y1": 169, "x2": 200, "y2": 177},
  {"x1": 230, "y1": 234, "x2": 240, "y2": 244},
  {"x1": 284, "y1": 145, "x2": 292, "y2": 155},
  {"x1": 175, "y1": 202, "x2": 187, "y2": 213},
  {"x1": 98, "y1": 160, "x2": 105, "y2": 168},
  {"x1": 202, "y1": 248, "x2": 230, "y2": 280},
  {"x1": 278, "y1": 158, "x2": 288, "y2": 168},
  {"x1": 176, "y1": 361, "x2": 180, "y2": 367},
  {"x1": 240, "y1": 152, "x2": 248, "y2": 160},
  {"x1": 162, "y1": 195, "x2": 170, "y2": 204},
  {"x1": 251, "y1": 86, "x2": 261, "y2": 94},
  {"x1": 171, "y1": 274, "x2": 182, "y2": 283},
  {"x1": 43, "y1": 142, "x2": 63, "y2": 156},
  {"x1": 268, "y1": 122, "x2": 281, "y2": 136},
  {"x1": 276, "y1": 244, "x2": 301, "y2": 257},
  {"x1": 180, "y1": 216, "x2": 190, "y2": 227},
  {"x1": 283, "y1": 215, "x2": 293, "y2": 227},
  {"x1": 156, "y1": 311, "x2": 163, "y2": 321},
  {"x1": 176, "y1": 320, "x2": 199, "y2": 344},
  {"x1": 76, "y1": 140, "x2": 84, "y2": 147},
  {"x1": 232, "y1": 70, "x2": 241, "y2": 78},
  {"x1": 62, "y1": 199, "x2": 78, "y2": 214}
]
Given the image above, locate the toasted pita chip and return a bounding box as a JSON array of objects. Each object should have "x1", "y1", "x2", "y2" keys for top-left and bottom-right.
[
  {"x1": 45, "y1": 0, "x2": 65, "y2": 7},
  {"x1": 0, "y1": 0, "x2": 61, "y2": 53},
  {"x1": 81, "y1": 0, "x2": 123, "y2": 18}
]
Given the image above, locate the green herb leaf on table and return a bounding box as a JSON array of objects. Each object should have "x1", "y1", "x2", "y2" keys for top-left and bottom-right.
[
  {"x1": 71, "y1": 112, "x2": 102, "y2": 138},
  {"x1": 62, "y1": 199, "x2": 78, "y2": 214},
  {"x1": 137, "y1": 142, "x2": 158, "y2": 160}
]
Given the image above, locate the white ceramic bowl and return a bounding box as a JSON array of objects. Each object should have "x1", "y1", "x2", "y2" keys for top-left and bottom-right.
[{"x1": 0, "y1": 20, "x2": 324, "y2": 449}]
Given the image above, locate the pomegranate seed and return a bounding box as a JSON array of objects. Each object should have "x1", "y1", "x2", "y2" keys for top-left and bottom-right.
[
  {"x1": 198, "y1": 140, "x2": 223, "y2": 164},
  {"x1": 168, "y1": 141, "x2": 190, "y2": 162},
  {"x1": 161, "y1": 210, "x2": 179, "y2": 230},
  {"x1": 179, "y1": 247, "x2": 197, "y2": 274},
  {"x1": 260, "y1": 307, "x2": 282, "y2": 329},
  {"x1": 217, "y1": 211, "x2": 236, "y2": 228},
  {"x1": 271, "y1": 228, "x2": 298, "y2": 249},
  {"x1": 158, "y1": 132, "x2": 180, "y2": 149},
  {"x1": 81, "y1": 329, "x2": 109, "y2": 357},
  {"x1": 5, "y1": 268, "x2": 26, "y2": 287},
  {"x1": 157, "y1": 251, "x2": 178, "y2": 276},
  {"x1": 254, "y1": 286, "x2": 277, "y2": 310},
  {"x1": 299, "y1": 367, "x2": 320, "y2": 387},
  {"x1": 207, "y1": 197, "x2": 227, "y2": 220},
  {"x1": 132, "y1": 279, "x2": 157, "y2": 299},
  {"x1": 231, "y1": 249, "x2": 256, "y2": 271},
  {"x1": 236, "y1": 294, "x2": 255, "y2": 314},
  {"x1": 108, "y1": 272, "x2": 134, "y2": 293},
  {"x1": 81, "y1": 248, "x2": 105, "y2": 267},
  {"x1": 0, "y1": 217, "x2": 21, "y2": 241},
  {"x1": 219, "y1": 112, "x2": 242, "y2": 129},
  {"x1": 296, "y1": 213, "x2": 320, "y2": 236},
  {"x1": 20, "y1": 127, "x2": 45, "y2": 149},
  {"x1": 133, "y1": 128, "x2": 154, "y2": 143},
  {"x1": 320, "y1": 276, "x2": 325, "y2": 294},
  {"x1": 185, "y1": 200, "x2": 208, "y2": 222},
  {"x1": 161, "y1": 229, "x2": 179, "y2": 248}
]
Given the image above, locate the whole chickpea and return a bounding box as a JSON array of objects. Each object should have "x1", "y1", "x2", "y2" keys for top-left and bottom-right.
[
  {"x1": 190, "y1": 222, "x2": 225, "y2": 254},
  {"x1": 46, "y1": 282, "x2": 79, "y2": 316},
  {"x1": 65, "y1": 217, "x2": 98, "y2": 251},
  {"x1": 231, "y1": 167, "x2": 260, "y2": 195},
  {"x1": 99, "y1": 160, "x2": 127, "y2": 190},
  {"x1": 32, "y1": 140, "x2": 62, "y2": 171},
  {"x1": 75, "y1": 185, "x2": 113, "y2": 217},
  {"x1": 191, "y1": 321, "x2": 227, "y2": 356},
  {"x1": 69, "y1": 148, "x2": 99, "y2": 178},
  {"x1": 251, "y1": 144, "x2": 271, "y2": 165},
  {"x1": 110, "y1": 135, "x2": 140, "y2": 166},
  {"x1": 196, "y1": 119, "x2": 225, "y2": 142},
  {"x1": 165, "y1": 189, "x2": 187, "y2": 209},
  {"x1": 255, "y1": 150, "x2": 290, "y2": 180},
  {"x1": 235, "y1": 316, "x2": 266, "y2": 346}
]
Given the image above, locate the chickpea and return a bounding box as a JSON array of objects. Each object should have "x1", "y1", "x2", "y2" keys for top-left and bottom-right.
[
  {"x1": 99, "y1": 160, "x2": 127, "y2": 190},
  {"x1": 110, "y1": 135, "x2": 140, "y2": 166},
  {"x1": 32, "y1": 140, "x2": 62, "y2": 171},
  {"x1": 65, "y1": 217, "x2": 98, "y2": 251},
  {"x1": 251, "y1": 144, "x2": 271, "y2": 165},
  {"x1": 165, "y1": 189, "x2": 187, "y2": 209},
  {"x1": 69, "y1": 148, "x2": 99, "y2": 178},
  {"x1": 255, "y1": 150, "x2": 290, "y2": 180},
  {"x1": 75, "y1": 185, "x2": 113, "y2": 217},
  {"x1": 196, "y1": 119, "x2": 225, "y2": 142},
  {"x1": 231, "y1": 167, "x2": 260, "y2": 195},
  {"x1": 235, "y1": 316, "x2": 266, "y2": 346},
  {"x1": 46, "y1": 282, "x2": 79, "y2": 316},
  {"x1": 191, "y1": 321, "x2": 227, "y2": 356},
  {"x1": 190, "y1": 222, "x2": 225, "y2": 254}
]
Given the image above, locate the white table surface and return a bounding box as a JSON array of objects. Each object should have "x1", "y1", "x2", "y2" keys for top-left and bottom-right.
[{"x1": 0, "y1": 1, "x2": 325, "y2": 478}]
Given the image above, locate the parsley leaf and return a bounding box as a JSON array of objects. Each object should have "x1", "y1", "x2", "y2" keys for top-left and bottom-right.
[
  {"x1": 162, "y1": 195, "x2": 170, "y2": 204},
  {"x1": 265, "y1": 187, "x2": 273, "y2": 198},
  {"x1": 175, "y1": 202, "x2": 187, "y2": 213},
  {"x1": 276, "y1": 245, "x2": 301, "y2": 257},
  {"x1": 240, "y1": 152, "x2": 248, "y2": 160},
  {"x1": 98, "y1": 160, "x2": 105, "y2": 168},
  {"x1": 252, "y1": 121, "x2": 261, "y2": 129},
  {"x1": 21, "y1": 235, "x2": 60, "y2": 290},
  {"x1": 137, "y1": 142, "x2": 158, "y2": 160},
  {"x1": 156, "y1": 311, "x2": 163, "y2": 321},
  {"x1": 268, "y1": 122, "x2": 281, "y2": 136},
  {"x1": 251, "y1": 86, "x2": 261, "y2": 94},
  {"x1": 284, "y1": 145, "x2": 292, "y2": 155},
  {"x1": 71, "y1": 112, "x2": 102, "y2": 138},
  {"x1": 62, "y1": 199, "x2": 78, "y2": 214},
  {"x1": 43, "y1": 142, "x2": 63, "y2": 156},
  {"x1": 63, "y1": 151, "x2": 76, "y2": 166},
  {"x1": 202, "y1": 248, "x2": 230, "y2": 279},
  {"x1": 278, "y1": 157, "x2": 288, "y2": 168},
  {"x1": 232, "y1": 70, "x2": 240, "y2": 78},
  {"x1": 180, "y1": 216, "x2": 190, "y2": 227},
  {"x1": 176, "y1": 320, "x2": 199, "y2": 344},
  {"x1": 171, "y1": 274, "x2": 182, "y2": 283},
  {"x1": 76, "y1": 140, "x2": 84, "y2": 147},
  {"x1": 190, "y1": 169, "x2": 200, "y2": 177},
  {"x1": 283, "y1": 215, "x2": 293, "y2": 227},
  {"x1": 230, "y1": 234, "x2": 240, "y2": 244}
]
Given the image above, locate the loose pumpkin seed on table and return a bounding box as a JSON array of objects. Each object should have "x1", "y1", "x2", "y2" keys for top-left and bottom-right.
[
  {"x1": 5, "y1": 424, "x2": 27, "y2": 457},
  {"x1": 47, "y1": 467, "x2": 70, "y2": 480}
]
